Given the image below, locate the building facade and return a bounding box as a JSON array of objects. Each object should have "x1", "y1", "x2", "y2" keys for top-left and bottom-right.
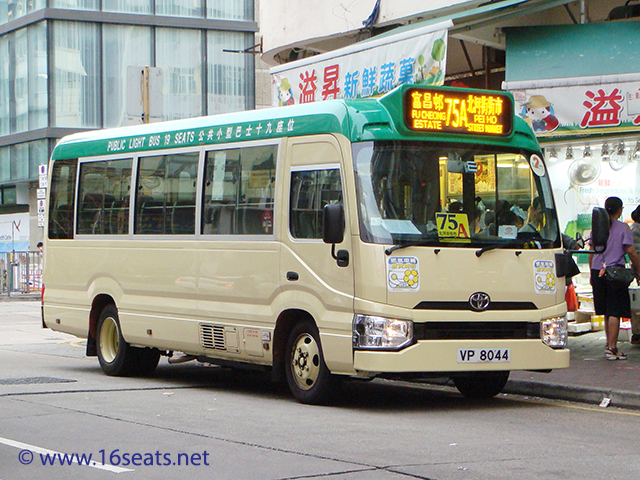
[
  {"x1": 259, "y1": 0, "x2": 640, "y2": 248},
  {"x1": 0, "y1": 0, "x2": 260, "y2": 250},
  {"x1": 503, "y1": 20, "x2": 640, "y2": 243}
]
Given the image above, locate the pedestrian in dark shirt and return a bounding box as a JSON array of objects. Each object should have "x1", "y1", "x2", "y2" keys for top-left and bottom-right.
[{"x1": 589, "y1": 197, "x2": 640, "y2": 360}]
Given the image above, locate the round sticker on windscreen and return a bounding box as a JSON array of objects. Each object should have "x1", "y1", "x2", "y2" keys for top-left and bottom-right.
[{"x1": 529, "y1": 154, "x2": 546, "y2": 177}]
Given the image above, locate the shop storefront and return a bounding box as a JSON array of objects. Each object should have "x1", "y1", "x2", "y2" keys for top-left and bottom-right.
[
  {"x1": 504, "y1": 22, "x2": 640, "y2": 278},
  {"x1": 506, "y1": 74, "x2": 640, "y2": 236},
  {"x1": 504, "y1": 21, "x2": 640, "y2": 341}
]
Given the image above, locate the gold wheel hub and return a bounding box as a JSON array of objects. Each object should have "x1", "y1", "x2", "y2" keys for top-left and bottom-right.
[
  {"x1": 99, "y1": 316, "x2": 119, "y2": 363},
  {"x1": 290, "y1": 333, "x2": 320, "y2": 391}
]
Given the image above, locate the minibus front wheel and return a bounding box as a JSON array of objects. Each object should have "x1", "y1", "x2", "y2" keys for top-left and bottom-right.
[
  {"x1": 285, "y1": 320, "x2": 336, "y2": 405},
  {"x1": 96, "y1": 304, "x2": 160, "y2": 376},
  {"x1": 452, "y1": 371, "x2": 510, "y2": 399}
]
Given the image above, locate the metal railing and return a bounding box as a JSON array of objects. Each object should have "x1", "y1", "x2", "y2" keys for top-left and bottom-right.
[{"x1": 0, "y1": 251, "x2": 43, "y2": 296}]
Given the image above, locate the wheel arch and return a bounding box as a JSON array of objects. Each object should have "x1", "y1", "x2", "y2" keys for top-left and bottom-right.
[
  {"x1": 272, "y1": 308, "x2": 317, "y2": 382},
  {"x1": 86, "y1": 294, "x2": 116, "y2": 357}
]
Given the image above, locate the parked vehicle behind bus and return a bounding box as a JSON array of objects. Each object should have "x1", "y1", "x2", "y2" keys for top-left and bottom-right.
[{"x1": 43, "y1": 85, "x2": 570, "y2": 404}]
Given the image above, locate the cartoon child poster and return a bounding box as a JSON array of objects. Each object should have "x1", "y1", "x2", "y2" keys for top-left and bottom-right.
[
  {"x1": 276, "y1": 77, "x2": 295, "y2": 106},
  {"x1": 521, "y1": 95, "x2": 559, "y2": 133}
]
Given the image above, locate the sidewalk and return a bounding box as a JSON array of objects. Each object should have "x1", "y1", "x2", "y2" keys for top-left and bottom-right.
[
  {"x1": 0, "y1": 293, "x2": 40, "y2": 302},
  {"x1": 508, "y1": 330, "x2": 640, "y2": 410}
]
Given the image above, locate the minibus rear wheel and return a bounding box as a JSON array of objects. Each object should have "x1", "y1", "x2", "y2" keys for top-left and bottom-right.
[
  {"x1": 96, "y1": 304, "x2": 160, "y2": 376},
  {"x1": 285, "y1": 320, "x2": 336, "y2": 405},
  {"x1": 452, "y1": 371, "x2": 509, "y2": 399}
]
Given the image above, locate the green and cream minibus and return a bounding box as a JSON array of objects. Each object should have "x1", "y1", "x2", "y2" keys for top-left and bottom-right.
[{"x1": 43, "y1": 85, "x2": 570, "y2": 404}]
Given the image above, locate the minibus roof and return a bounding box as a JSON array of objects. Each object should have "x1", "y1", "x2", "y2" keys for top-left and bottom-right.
[{"x1": 51, "y1": 85, "x2": 539, "y2": 160}]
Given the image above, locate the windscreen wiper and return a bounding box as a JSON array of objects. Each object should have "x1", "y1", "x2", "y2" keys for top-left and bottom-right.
[
  {"x1": 475, "y1": 238, "x2": 551, "y2": 257},
  {"x1": 475, "y1": 241, "x2": 521, "y2": 257},
  {"x1": 384, "y1": 239, "x2": 440, "y2": 255}
]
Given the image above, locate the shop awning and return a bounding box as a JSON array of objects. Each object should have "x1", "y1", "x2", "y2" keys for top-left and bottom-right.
[
  {"x1": 451, "y1": 0, "x2": 575, "y2": 34},
  {"x1": 372, "y1": 0, "x2": 577, "y2": 49},
  {"x1": 502, "y1": 21, "x2": 640, "y2": 140}
]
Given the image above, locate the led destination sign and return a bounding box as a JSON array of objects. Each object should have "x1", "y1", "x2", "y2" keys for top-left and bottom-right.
[{"x1": 404, "y1": 88, "x2": 513, "y2": 136}]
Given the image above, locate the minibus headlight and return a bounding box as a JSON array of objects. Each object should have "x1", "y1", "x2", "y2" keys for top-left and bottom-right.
[
  {"x1": 541, "y1": 315, "x2": 568, "y2": 349},
  {"x1": 353, "y1": 315, "x2": 413, "y2": 350}
]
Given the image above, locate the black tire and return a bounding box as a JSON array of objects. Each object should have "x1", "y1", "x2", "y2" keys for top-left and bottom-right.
[
  {"x1": 285, "y1": 320, "x2": 336, "y2": 405},
  {"x1": 96, "y1": 304, "x2": 160, "y2": 377},
  {"x1": 453, "y1": 371, "x2": 510, "y2": 399},
  {"x1": 131, "y1": 346, "x2": 161, "y2": 376}
]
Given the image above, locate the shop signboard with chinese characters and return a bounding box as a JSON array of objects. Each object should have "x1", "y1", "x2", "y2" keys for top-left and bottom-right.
[
  {"x1": 508, "y1": 76, "x2": 640, "y2": 138},
  {"x1": 270, "y1": 21, "x2": 451, "y2": 107},
  {"x1": 505, "y1": 75, "x2": 640, "y2": 236}
]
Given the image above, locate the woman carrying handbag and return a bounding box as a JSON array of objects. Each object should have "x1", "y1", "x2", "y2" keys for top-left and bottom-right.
[{"x1": 589, "y1": 197, "x2": 640, "y2": 360}]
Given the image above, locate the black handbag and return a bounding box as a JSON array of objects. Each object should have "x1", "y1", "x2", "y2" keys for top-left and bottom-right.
[{"x1": 604, "y1": 266, "x2": 636, "y2": 287}]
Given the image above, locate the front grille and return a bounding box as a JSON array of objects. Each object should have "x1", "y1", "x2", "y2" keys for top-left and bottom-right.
[
  {"x1": 200, "y1": 324, "x2": 226, "y2": 350},
  {"x1": 413, "y1": 321, "x2": 539, "y2": 340},
  {"x1": 414, "y1": 301, "x2": 537, "y2": 311}
]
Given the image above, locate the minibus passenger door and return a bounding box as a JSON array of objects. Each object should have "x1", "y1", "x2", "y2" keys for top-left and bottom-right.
[{"x1": 282, "y1": 137, "x2": 355, "y2": 331}]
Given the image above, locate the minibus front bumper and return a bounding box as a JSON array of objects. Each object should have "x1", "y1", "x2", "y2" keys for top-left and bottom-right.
[{"x1": 353, "y1": 339, "x2": 570, "y2": 374}]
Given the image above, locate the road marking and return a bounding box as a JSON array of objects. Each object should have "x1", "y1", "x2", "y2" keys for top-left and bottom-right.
[
  {"x1": 56, "y1": 339, "x2": 85, "y2": 348},
  {"x1": 0, "y1": 436, "x2": 133, "y2": 473},
  {"x1": 519, "y1": 398, "x2": 640, "y2": 417}
]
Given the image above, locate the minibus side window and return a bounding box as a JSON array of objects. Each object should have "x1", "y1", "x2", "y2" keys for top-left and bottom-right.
[
  {"x1": 48, "y1": 159, "x2": 78, "y2": 240},
  {"x1": 290, "y1": 168, "x2": 343, "y2": 239},
  {"x1": 202, "y1": 145, "x2": 277, "y2": 235},
  {"x1": 134, "y1": 152, "x2": 198, "y2": 235},
  {"x1": 77, "y1": 159, "x2": 132, "y2": 235}
]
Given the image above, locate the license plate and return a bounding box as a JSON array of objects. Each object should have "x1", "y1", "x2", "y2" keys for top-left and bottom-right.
[{"x1": 457, "y1": 348, "x2": 510, "y2": 363}]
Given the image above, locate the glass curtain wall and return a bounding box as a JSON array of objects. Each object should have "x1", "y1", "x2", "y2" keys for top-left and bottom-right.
[
  {"x1": 0, "y1": 0, "x2": 254, "y2": 20},
  {"x1": 156, "y1": 0, "x2": 203, "y2": 18},
  {"x1": 207, "y1": 0, "x2": 253, "y2": 20},
  {"x1": 0, "y1": 0, "x2": 46, "y2": 25},
  {"x1": 10, "y1": 142, "x2": 28, "y2": 181},
  {"x1": 156, "y1": 27, "x2": 203, "y2": 121},
  {"x1": 0, "y1": 33, "x2": 8, "y2": 136},
  {"x1": 103, "y1": 0, "x2": 151, "y2": 14},
  {"x1": 0, "y1": 22, "x2": 47, "y2": 135},
  {"x1": 29, "y1": 139, "x2": 49, "y2": 178},
  {"x1": 0, "y1": 147, "x2": 9, "y2": 182},
  {"x1": 103, "y1": 25, "x2": 152, "y2": 128},
  {"x1": 28, "y1": 22, "x2": 48, "y2": 130},
  {"x1": 50, "y1": 0, "x2": 99, "y2": 11},
  {"x1": 13, "y1": 28, "x2": 28, "y2": 132},
  {"x1": 208, "y1": 31, "x2": 254, "y2": 114},
  {"x1": 52, "y1": 21, "x2": 100, "y2": 128},
  {"x1": 0, "y1": 0, "x2": 255, "y2": 187},
  {"x1": 0, "y1": 141, "x2": 48, "y2": 185}
]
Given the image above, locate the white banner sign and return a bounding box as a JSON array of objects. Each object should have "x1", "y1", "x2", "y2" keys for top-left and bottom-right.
[
  {"x1": 270, "y1": 21, "x2": 451, "y2": 107},
  {"x1": 508, "y1": 77, "x2": 640, "y2": 137},
  {"x1": 0, "y1": 214, "x2": 30, "y2": 252}
]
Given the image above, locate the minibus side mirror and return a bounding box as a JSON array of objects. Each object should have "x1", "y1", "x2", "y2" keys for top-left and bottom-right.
[
  {"x1": 323, "y1": 204, "x2": 349, "y2": 267},
  {"x1": 591, "y1": 207, "x2": 609, "y2": 253},
  {"x1": 323, "y1": 203, "x2": 344, "y2": 244}
]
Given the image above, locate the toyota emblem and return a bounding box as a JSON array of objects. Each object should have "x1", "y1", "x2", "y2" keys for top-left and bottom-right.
[{"x1": 469, "y1": 292, "x2": 490, "y2": 311}]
